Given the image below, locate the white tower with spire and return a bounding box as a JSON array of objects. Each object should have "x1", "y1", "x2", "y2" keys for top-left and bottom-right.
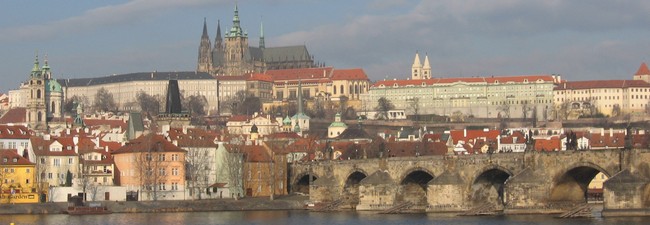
[
  {"x1": 411, "y1": 52, "x2": 422, "y2": 80},
  {"x1": 422, "y1": 53, "x2": 431, "y2": 79}
]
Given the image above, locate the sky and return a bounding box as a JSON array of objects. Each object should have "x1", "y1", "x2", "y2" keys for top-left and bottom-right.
[{"x1": 2, "y1": 0, "x2": 650, "y2": 93}]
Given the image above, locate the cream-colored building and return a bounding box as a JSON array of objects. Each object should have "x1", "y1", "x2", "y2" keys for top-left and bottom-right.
[
  {"x1": 60, "y1": 72, "x2": 218, "y2": 114},
  {"x1": 362, "y1": 75, "x2": 557, "y2": 119},
  {"x1": 553, "y1": 63, "x2": 650, "y2": 117}
]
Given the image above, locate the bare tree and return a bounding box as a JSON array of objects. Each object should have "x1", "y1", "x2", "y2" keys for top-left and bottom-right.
[
  {"x1": 407, "y1": 97, "x2": 420, "y2": 121},
  {"x1": 134, "y1": 137, "x2": 167, "y2": 201},
  {"x1": 137, "y1": 91, "x2": 161, "y2": 117},
  {"x1": 611, "y1": 104, "x2": 621, "y2": 117},
  {"x1": 450, "y1": 111, "x2": 465, "y2": 123},
  {"x1": 185, "y1": 144, "x2": 214, "y2": 200},
  {"x1": 521, "y1": 102, "x2": 533, "y2": 122},
  {"x1": 184, "y1": 94, "x2": 208, "y2": 117},
  {"x1": 94, "y1": 88, "x2": 117, "y2": 113},
  {"x1": 309, "y1": 96, "x2": 327, "y2": 119},
  {"x1": 374, "y1": 97, "x2": 395, "y2": 120},
  {"x1": 222, "y1": 143, "x2": 244, "y2": 199},
  {"x1": 222, "y1": 91, "x2": 248, "y2": 115}
]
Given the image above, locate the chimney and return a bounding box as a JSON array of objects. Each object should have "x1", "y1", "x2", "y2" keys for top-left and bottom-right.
[
  {"x1": 601, "y1": 128, "x2": 604, "y2": 136},
  {"x1": 609, "y1": 128, "x2": 613, "y2": 137},
  {"x1": 73, "y1": 136, "x2": 79, "y2": 146},
  {"x1": 464, "y1": 129, "x2": 467, "y2": 138},
  {"x1": 182, "y1": 126, "x2": 187, "y2": 134},
  {"x1": 44, "y1": 134, "x2": 51, "y2": 141},
  {"x1": 105, "y1": 146, "x2": 109, "y2": 153},
  {"x1": 66, "y1": 129, "x2": 70, "y2": 135}
]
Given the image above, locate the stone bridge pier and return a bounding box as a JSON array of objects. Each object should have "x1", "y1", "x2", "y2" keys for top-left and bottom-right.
[{"x1": 290, "y1": 149, "x2": 650, "y2": 216}]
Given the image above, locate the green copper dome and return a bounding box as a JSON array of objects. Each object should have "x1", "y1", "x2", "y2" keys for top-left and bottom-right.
[{"x1": 46, "y1": 79, "x2": 63, "y2": 93}]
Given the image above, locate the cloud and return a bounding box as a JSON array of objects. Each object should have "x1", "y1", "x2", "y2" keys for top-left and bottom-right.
[
  {"x1": 0, "y1": 0, "x2": 227, "y2": 42},
  {"x1": 271, "y1": 0, "x2": 650, "y2": 81}
]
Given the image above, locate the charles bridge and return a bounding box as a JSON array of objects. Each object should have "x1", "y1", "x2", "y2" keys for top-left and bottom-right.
[{"x1": 290, "y1": 148, "x2": 650, "y2": 216}]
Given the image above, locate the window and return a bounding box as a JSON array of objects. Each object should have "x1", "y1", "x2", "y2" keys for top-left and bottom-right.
[
  {"x1": 2, "y1": 157, "x2": 6, "y2": 163},
  {"x1": 53, "y1": 159, "x2": 61, "y2": 166},
  {"x1": 171, "y1": 154, "x2": 178, "y2": 161},
  {"x1": 159, "y1": 154, "x2": 166, "y2": 161},
  {"x1": 48, "y1": 173, "x2": 53, "y2": 179},
  {"x1": 68, "y1": 158, "x2": 73, "y2": 164},
  {"x1": 145, "y1": 154, "x2": 152, "y2": 161},
  {"x1": 172, "y1": 168, "x2": 179, "y2": 176},
  {"x1": 26, "y1": 168, "x2": 30, "y2": 173},
  {"x1": 159, "y1": 168, "x2": 166, "y2": 176}
]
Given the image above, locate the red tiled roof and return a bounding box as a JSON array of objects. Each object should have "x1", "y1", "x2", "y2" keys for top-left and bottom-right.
[
  {"x1": 228, "y1": 115, "x2": 250, "y2": 122},
  {"x1": 372, "y1": 75, "x2": 554, "y2": 88},
  {"x1": 30, "y1": 136, "x2": 78, "y2": 157},
  {"x1": 246, "y1": 73, "x2": 273, "y2": 82},
  {"x1": 635, "y1": 62, "x2": 650, "y2": 75},
  {"x1": 0, "y1": 149, "x2": 33, "y2": 165},
  {"x1": 241, "y1": 145, "x2": 272, "y2": 163},
  {"x1": 0, "y1": 108, "x2": 27, "y2": 124},
  {"x1": 534, "y1": 136, "x2": 561, "y2": 152},
  {"x1": 449, "y1": 129, "x2": 500, "y2": 145},
  {"x1": 112, "y1": 134, "x2": 187, "y2": 154},
  {"x1": 266, "y1": 67, "x2": 333, "y2": 81},
  {"x1": 500, "y1": 132, "x2": 527, "y2": 144},
  {"x1": 167, "y1": 127, "x2": 219, "y2": 148},
  {"x1": 0, "y1": 125, "x2": 33, "y2": 139},
  {"x1": 265, "y1": 132, "x2": 301, "y2": 140},
  {"x1": 331, "y1": 68, "x2": 369, "y2": 81},
  {"x1": 554, "y1": 80, "x2": 650, "y2": 90}
]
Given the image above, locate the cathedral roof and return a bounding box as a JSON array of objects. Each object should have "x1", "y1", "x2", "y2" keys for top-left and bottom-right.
[
  {"x1": 59, "y1": 71, "x2": 213, "y2": 87},
  {"x1": 261, "y1": 45, "x2": 311, "y2": 63}
]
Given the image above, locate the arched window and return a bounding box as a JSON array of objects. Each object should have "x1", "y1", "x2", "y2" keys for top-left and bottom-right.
[
  {"x1": 340, "y1": 85, "x2": 344, "y2": 94},
  {"x1": 333, "y1": 86, "x2": 337, "y2": 95},
  {"x1": 51, "y1": 101, "x2": 56, "y2": 113},
  {"x1": 37, "y1": 111, "x2": 43, "y2": 122},
  {"x1": 36, "y1": 89, "x2": 41, "y2": 99}
]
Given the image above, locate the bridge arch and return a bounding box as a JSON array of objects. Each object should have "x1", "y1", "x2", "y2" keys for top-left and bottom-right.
[
  {"x1": 341, "y1": 170, "x2": 368, "y2": 208},
  {"x1": 469, "y1": 165, "x2": 514, "y2": 207},
  {"x1": 397, "y1": 167, "x2": 435, "y2": 208},
  {"x1": 292, "y1": 172, "x2": 318, "y2": 195},
  {"x1": 549, "y1": 162, "x2": 611, "y2": 203}
]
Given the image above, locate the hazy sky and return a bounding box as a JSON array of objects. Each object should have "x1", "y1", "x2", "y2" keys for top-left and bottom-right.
[{"x1": 2, "y1": 0, "x2": 650, "y2": 93}]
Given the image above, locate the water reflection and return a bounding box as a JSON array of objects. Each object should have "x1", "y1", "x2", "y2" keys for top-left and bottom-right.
[{"x1": 1, "y1": 211, "x2": 650, "y2": 225}]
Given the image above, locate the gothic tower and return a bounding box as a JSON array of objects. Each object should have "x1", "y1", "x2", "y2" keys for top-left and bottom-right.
[
  {"x1": 224, "y1": 4, "x2": 252, "y2": 76},
  {"x1": 422, "y1": 53, "x2": 431, "y2": 79},
  {"x1": 259, "y1": 21, "x2": 265, "y2": 49},
  {"x1": 26, "y1": 54, "x2": 47, "y2": 131},
  {"x1": 411, "y1": 52, "x2": 422, "y2": 80},
  {"x1": 197, "y1": 18, "x2": 212, "y2": 73}
]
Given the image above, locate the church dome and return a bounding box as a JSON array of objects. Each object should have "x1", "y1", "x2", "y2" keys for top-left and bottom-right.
[{"x1": 45, "y1": 79, "x2": 63, "y2": 93}]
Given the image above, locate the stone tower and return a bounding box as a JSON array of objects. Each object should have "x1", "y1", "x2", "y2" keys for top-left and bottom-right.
[
  {"x1": 197, "y1": 18, "x2": 212, "y2": 73},
  {"x1": 633, "y1": 62, "x2": 650, "y2": 83},
  {"x1": 411, "y1": 52, "x2": 422, "y2": 80},
  {"x1": 26, "y1": 54, "x2": 47, "y2": 131},
  {"x1": 422, "y1": 54, "x2": 431, "y2": 80},
  {"x1": 224, "y1": 4, "x2": 253, "y2": 76}
]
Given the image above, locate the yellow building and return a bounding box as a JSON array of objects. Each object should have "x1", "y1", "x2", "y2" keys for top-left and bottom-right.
[{"x1": 0, "y1": 149, "x2": 38, "y2": 203}]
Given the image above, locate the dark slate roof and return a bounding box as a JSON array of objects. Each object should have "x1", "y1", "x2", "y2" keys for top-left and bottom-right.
[
  {"x1": 262, "y1": 46, "x2": 311, "y2": 63},
  {"x1": 336, "y1": 127, "x2": 374, "y2": 140},
  {"x1": 59, "y1": 71, "x2": 214, "y2": 87}
]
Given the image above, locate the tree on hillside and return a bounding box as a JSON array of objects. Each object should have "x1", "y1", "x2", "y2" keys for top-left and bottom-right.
[
  {"x1": 94, "y1": 88, "x2": 117, "y2": 113},
  {"x1": 374, "y1": 97, "x2": 394, "y2": 120},
  {"x1": 221, "y1": 90, "x2": 247, "y2": 115},
  {"x1": 184, "y1": 94, "x2": 208, "y2": 117},
  {"x1": 239, "y1": 96, "x2": 262, "y2": 116},
  {"x1": 137, "y1": 91, "x2": 161, "y2": 117},
  {"x1": 407, "y1": 97, "x2": 420, "y2": 121}
]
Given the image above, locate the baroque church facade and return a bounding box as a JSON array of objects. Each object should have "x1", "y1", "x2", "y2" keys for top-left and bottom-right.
[
  {"x1": 21, "y1": 55, "x2": 64, "y2": 132},
  {"x1": 197, "y1": 5, "x2": 317, "y2": 76}
]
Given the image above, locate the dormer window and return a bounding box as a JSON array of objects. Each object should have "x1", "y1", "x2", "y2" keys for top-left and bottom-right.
[
  {"x1": 12, "y1": 158, "x2": 17, "y2": 163},
  {"x1": 393, "y1": 83, "x2": 399, "y2": 88},
  {"x1": 2, "y1": 157, "x2": 6, "y2": 163}
]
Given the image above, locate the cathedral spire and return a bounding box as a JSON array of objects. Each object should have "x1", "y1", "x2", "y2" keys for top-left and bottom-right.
[
  {"x1": 201, "y1": 17, "x2": 209, "y2": 39},
  {"x1": 229, "y1": 3, "x2": 244, "y2": 37},
  {"x1": 259, "y1": 20, "x2": 265, "y2": 49}
]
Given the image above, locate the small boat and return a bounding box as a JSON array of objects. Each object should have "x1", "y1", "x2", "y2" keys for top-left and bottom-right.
[
  {"x1": 66, "y1": 205, "x2": 112, "y2": 215},
  {"x1": 66, "y1": 196, "x2": 112, "y2": 215}
]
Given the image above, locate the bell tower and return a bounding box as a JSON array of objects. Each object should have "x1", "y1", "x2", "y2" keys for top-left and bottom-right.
[{"x1": 26, "y1": 54, "x2": 47, "y2": 131}]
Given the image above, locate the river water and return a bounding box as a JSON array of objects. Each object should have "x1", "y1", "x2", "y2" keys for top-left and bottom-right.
[{"x1": 2, "y1": 210, "x2": 650, "y2": 225}]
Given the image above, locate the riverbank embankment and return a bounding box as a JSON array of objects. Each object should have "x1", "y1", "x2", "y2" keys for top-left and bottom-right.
[{"x1": 0, "y1": 195, "x2": 309, "y2": 215}]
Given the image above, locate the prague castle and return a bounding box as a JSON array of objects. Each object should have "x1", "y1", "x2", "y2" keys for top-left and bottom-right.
[{"x1": 198, "y1": 5, "x2": 317, "y2": 76}]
